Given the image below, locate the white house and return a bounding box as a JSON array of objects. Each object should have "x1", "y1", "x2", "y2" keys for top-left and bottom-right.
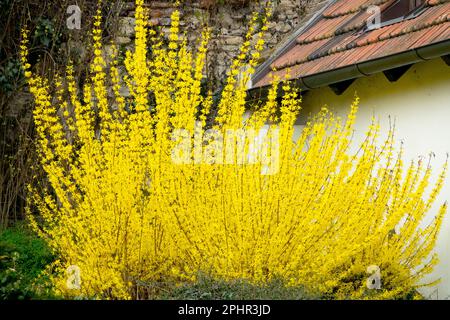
[{"x1": 250, "y1": 0, "x2": 450, "y2": 298}]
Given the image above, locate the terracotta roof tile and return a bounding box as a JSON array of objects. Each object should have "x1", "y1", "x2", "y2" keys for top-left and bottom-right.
[
  {"x1": 272, "y1": 39, "x2": 330, "y2": 69},
  {"x1": 323, "y1": 0, "x2": 394, "y2": 18},
  {"x1": 296, "y1": 14, "x2": 355, "y2": 44},
  {"x1": 254, "y1": 0, "x2": 450, "y2": 88}
]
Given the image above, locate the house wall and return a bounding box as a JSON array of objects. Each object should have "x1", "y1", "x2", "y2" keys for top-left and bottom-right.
[{"x1": 295, "y1": 57, "x2": 450, "y2": 299}]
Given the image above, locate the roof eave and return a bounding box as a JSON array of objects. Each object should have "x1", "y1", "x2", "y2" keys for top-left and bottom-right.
[{"x1": 247, "y1": 38, "x2": 450, "y2": 101}]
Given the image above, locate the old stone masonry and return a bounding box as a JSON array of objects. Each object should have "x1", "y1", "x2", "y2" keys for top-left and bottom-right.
[{"x1": 116, "y1": 0, "x2": 327, "y2": 90}]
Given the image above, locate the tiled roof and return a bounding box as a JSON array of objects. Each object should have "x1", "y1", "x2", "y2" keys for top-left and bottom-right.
[{"x1": 253, "y1": 0, "x2": 450, "y2": 88}]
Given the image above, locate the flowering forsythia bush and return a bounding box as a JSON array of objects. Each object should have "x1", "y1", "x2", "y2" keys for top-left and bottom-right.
[{"x1": 20, "y1": 0, "x2": 447, "y2": 299}]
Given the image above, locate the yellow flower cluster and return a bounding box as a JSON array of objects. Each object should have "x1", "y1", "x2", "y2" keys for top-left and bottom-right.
[{"x1": 21, "y1": 0, "x2": 447, "y2": 299}]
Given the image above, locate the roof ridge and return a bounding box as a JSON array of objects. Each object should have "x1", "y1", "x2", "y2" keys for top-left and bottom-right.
[
  {"x1": 323, "y1": 0, "x2": 450, "y2": 19},
  {"x1": 299, "y1": 0, "x2": 450, "y2": 46},
  {"x1": 427, "y1": 0, "x2": 450, "y2": 5},
  {"x1": 274, "y1": 13, "x2": 450, "y2": 69},
  {"x1": 322, "y1": 0, "x2": 392, "y2": 19}
]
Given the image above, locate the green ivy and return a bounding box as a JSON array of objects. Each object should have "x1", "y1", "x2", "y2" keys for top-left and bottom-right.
[
  {"x1": 33, "y1": 18, "x2": 58, "y2": 48},
  {"x1": 0, "y1": 59, "x2": 23, "y2": 93}
]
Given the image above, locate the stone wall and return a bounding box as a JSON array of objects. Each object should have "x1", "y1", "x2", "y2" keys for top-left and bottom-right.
[
  {"x1": 116, "y1": 0, "x2": 326, "y2": 90},
  {"x1": 6, "y1": 0, "x2": 327, "y2": 114}
]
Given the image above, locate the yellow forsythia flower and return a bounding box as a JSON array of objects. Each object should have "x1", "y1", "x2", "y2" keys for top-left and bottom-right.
[{"x1": 21, "y1": 0, "x2": 447, "y2": 300}]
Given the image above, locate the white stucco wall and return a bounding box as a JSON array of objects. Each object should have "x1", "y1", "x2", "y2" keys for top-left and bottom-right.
[{"x1": 295, "y1": 57, "x2": 450, "y2": 299}]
